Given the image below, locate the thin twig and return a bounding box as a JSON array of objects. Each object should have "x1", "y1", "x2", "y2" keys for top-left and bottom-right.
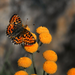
[
  {"x1": 47, "y1": 73, "x2": 49, "y2": 75},
  {"x1": 37, "y1": 42, "x2": 43, "y2": 53},
  {"x1": 43, "y1": 70, "x2": 45, "y2": 75},
  {"x1": 32, "y1": 53, "x2": 37, "y2": 74}
]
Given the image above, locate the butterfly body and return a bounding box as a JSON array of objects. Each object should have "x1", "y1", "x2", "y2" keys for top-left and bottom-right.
[{"x1": 6, "y1": 14, "x2": 36, "y2": 45}]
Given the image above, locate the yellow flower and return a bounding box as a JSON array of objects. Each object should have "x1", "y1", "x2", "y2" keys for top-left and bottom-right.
[
  {"x1": 14, "y1": 70, "x2": 28, "y2": 75},
  {"x1": 26, "y1": 25, "x2": 30, "y2": 31},
  {"x1": 31, "y1": 32, "x2": 37, "y2": 40},
  {"x1": 24, "y1": 42, "x2": 38, "y2": 53},
  {"x1": 67, "y1": 68, "x2": 75, "y2": 75},
  {"x1": 43, "y1": 61, "x2": 57, "y2": 74},
  {"x1": 18, "y1": 57, "x2": 32, "y2": 68},
  {"x1": 39, "y1": 32, "x2": 52, "y2": 44},
  {"x1": 31, "y1": 74, "x2": 37, "y2": 75},
  {"x1": 36, "y1": 26, "x2": 49, "y2": 34},
  {"x1": 43, "y1": 50, "x2": 57, "y2": 62}
]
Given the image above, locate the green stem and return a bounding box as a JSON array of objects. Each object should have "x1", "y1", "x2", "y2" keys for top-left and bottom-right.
[
  {"x1": 0, "y1": 47, "x2": 14, "y2": 75},
  {"x1": 21, "y1": 44, "x2": 24, "y2": 49},
  {"x1": 47, "y1": 73, "x2": 49, "y2": 75},
  {"x1": 5, "y1": 47, "x2": 13, "y2": 61},
  {"x1": 7, "y1": 61, "x2": 15, "y2": 73},
  {"x1": 37, "y1": 42, "x2": 43, "y2": 53},
  {"x1": 43, "y1": 70, "x2": 45, "y2": 75},
  {"x1": 38, "y1": 39, "x2": 40, "y2": 44},
  {"x1": 39, "y1": 42, "x2": 43, "y2": 46},
  {"x1": 24, "y1": 68, "x2": 26, "y2": 71},
  {"x1": 0, "y1": 63, "x2": 6, "y2": 74},
  {"x1": 32, "y1": 53, "x2": 37, "y2": 74}
]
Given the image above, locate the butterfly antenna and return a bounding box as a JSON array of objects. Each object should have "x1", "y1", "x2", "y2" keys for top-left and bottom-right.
[
  {"x1": 24, "y1": 18, "x2": 28, "y2": 28},
  {"x1": 26, "y1": 18, "x2": 28, "y2": 25}
]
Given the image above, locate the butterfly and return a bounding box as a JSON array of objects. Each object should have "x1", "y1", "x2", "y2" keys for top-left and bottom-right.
[{"x1": 6, "y1": 14, "x2": 36, "y2": 45}]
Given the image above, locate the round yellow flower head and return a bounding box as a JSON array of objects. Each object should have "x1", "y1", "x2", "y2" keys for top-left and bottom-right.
[
  {"x1": 67, "y1": 68, "x2": 75, "y2": 75},
  {"x1": 43, "y1": 61, "x2": 57, "y2": 74},
  {"x1": 24, "y1": 42, "x2": 38, "y2": 53},
  {"x1": 36, "y1": 26, "x2": 49, "y2": 34},
  {"x1": 31, "y1": 32, "x2": 37, "y2": 40},
  {"x1": 39, "y1": 32, "x2": 52, "y2": 44},
  {"x1": 31, "y1": 74, "x2": 37, "y2": 75},
  {"x1": 18, "y1": 57, "x2": 32, "y2": 68},
  {"x1": 14, "y1": 70, "x2": 28, "y2": 75},
  {"x1": 43, "y1": 50, "x2": 58, "y2": 62},
  {"x1": 26, "y1": 25, "x2": 30, "y2": 31}
]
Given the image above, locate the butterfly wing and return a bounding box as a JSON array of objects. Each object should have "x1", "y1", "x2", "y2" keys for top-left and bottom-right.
[
  {"x1": 12, "y1": 29, "x2": 36, "y2": 45},
  {"x1": 22, "y1": 29, "x2": 36, "y2": 45},
  {"x1": 9, "y1": 14, "x2": 22, "y2": 24},
  {"x1": 6, "y1": 14, "x2": 22, "y2": 37}
]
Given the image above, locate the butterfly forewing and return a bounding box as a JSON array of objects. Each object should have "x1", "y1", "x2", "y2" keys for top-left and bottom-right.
[
  {"x1": 11, "y1": 29, "x2": 36, "y2": 45},
  {"x1": 6, "y1": 14, "x2": 22, "y2": 36},
  {"x1": 9, "y1": 14, "x2": 22, "y2": 24}
]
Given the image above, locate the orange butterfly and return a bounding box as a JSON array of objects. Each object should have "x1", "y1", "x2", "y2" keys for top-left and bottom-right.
[{"x1": 6, "y1": 14, "x2": 36, "y2": 45}]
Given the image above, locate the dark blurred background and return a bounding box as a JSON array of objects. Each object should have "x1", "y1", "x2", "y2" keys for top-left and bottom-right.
[{"x1": 0, "y1": 0, "x2": 75, "y2": 75}]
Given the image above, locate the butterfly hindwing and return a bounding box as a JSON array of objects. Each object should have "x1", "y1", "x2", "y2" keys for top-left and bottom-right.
[
  {"x1": 11, "y1": 29, "x2": 36, "y2": 45},
  {"x1": 22, "y1": 29, "x2": 36, "y2": 45}
]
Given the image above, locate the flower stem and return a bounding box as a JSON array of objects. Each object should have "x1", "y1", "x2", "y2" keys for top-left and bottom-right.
[
  {"x1": 24, "y1": 68, "x2": 26, "y2": 71},
  {"x1": 43, "y1": 70, "x2": 45, "y2": 75},
  {"x1": 38, "y1": 39, "x2": 40, "y2": 44},
  {"x1": 7, "y1": 61, "x2": 15, "y2": 73},
  {"x1": 21, "y1": 44, "x2": 24, "y2": 49},
  {"x1": 47, "y1": 73, "x2": 49, "y2": 75},
  {"x1": 32, "y1": 53, "x2": 37, "y2": 74},
  {"x1": 39, "y1": 42, "x2": 43, "y2": 46},
  {"x1": 37, "y1": 42, "x2": 43, "y2": 53}
]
